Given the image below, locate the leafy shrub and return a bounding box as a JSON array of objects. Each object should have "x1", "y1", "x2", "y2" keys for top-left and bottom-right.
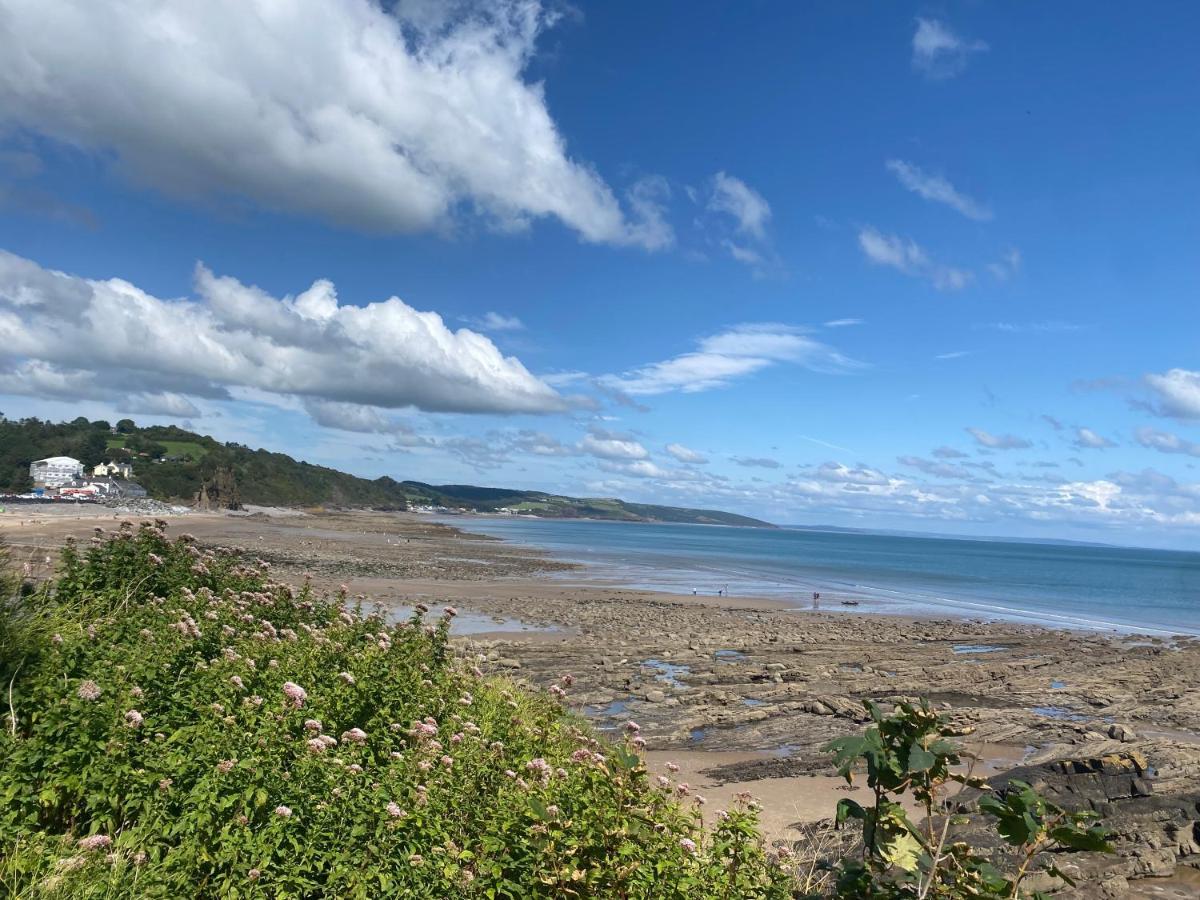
[
  {"x1": 823, "y1": 700, "x2": 1111, "y2": 899},
  {"x1": 0, "y1": 522, "x2": 791, "y2": 898}
]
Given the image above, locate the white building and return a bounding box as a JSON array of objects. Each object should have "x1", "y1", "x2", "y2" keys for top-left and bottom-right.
[
  {"x1": 30, "y1": 456, "x2": 84, "y2": 488},
  {"x1": 93, "y1": 461, "x2": 133, "y2": 478}
]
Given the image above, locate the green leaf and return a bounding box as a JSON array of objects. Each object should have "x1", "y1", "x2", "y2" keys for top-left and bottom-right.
[{"x1": 880, "y1": 832, "x2": 922, "y2": 873}]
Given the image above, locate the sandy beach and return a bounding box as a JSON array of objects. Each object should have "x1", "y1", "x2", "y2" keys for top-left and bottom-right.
[{"x1": 4, "y1": 506, "x2": 1200, "y2": 894}]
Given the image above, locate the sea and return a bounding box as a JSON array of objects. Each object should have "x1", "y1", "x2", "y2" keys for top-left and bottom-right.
[{"x1": 451, "y1": 517, "x2": 1200, "y2": 637}]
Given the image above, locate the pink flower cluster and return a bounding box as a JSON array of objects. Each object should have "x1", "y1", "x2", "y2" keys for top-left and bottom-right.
[
  {"x1": 124, "y1": 709, "x2": 144, "y2": 728},
  {"x1": 77, "y1": 834, "x2": 112, "y2": 852},
  {"x1": 341, "y1": 727, "x2": 368, "y2": 744},
  {"x1": 76, "y1": 680, "x2": 102, "y2": 701},
  {"x1": 282, "y1": 681, "x2": 307, "y2": 708}
]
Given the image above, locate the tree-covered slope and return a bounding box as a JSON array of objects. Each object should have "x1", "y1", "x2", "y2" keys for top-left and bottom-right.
[{"x1": 0, "y1": 416, "x2": 773, "y2": 526}]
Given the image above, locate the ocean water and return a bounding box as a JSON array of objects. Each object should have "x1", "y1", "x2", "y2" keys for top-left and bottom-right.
[{"x1": 452, "y1": 517, "x2": 1200, "y2": 636}]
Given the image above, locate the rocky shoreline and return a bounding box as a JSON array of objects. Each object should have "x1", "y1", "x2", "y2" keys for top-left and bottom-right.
[{"x1": 5, "y1": 507, "x2": 1199, "y2": 896}]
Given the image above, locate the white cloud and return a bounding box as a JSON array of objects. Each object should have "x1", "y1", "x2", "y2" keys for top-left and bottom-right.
[
  {"x1": 579, "y1": 427, "x2": 649, "y2": 461},
  {"x1": 1144, "y1": 369, "x2": 1200, "y2": 420},
  {"x1": 0, "y1": 249, "x2": 565, "y2": 417},
  {"x1": 1073, "y1": 426, "x2": 1116, "y2": 450},
  {"x1": 932, "y1": 445, "x2": 969, "y2": 459},
  {"x1": 0, "y1": 0, "x2": 668, "y2": 248},
  {"x1": 600, "y1": 324, "x2": 860, "y2": 396},
  {"x1": 460, "y1": 312, "x2": 525, "y2": 332},
  {"x1": 1136, "y1": 427, "x2": 1200, "y2": 458},
  {"x1": 966, "y1": 427, "x2": 1031, "y2": 450},
  {"x1": 665, "y1": 443, "x2": 708, "y2": 465},
  {"x1": 824, "y1": 318, "x2": 864, "y2": 328},
  {"x1": 708, "y1": 172, "x2": 771, "y2": 239},
  {"x1": 885, "y1": 160, "x2": 992, "y2": 221},
  {"x1": 912, "y1": 18, "x2": 988, "y2": 79},
  {"x1": 601, "y1": 459, "x2": 670, "y2": 479},
  {"x1": 935, "y1": 351, "x2": 970, "y2": 360},
  {"x1": 857, "y1": 227, "x2": 972, "y2": 291}
]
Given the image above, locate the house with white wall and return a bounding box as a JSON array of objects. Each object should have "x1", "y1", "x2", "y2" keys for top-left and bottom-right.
[{"x1": 29, "y1": 456, "x2": 84, "y2": 488}]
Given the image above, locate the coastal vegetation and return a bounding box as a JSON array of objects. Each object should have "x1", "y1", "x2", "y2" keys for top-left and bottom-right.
[
  {"x1": 0, "y1": 525, "x2": 1112, "y2": 898},
  {"x1": 0, "y1": 416, "x2": 770, "y2": 526},
  {"x1": 0, "y1": 525, "x2": 790, "y2": 897}
]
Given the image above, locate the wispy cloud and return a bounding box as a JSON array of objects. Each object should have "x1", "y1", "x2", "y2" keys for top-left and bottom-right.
[
  {"x1": 935, "y1": 350, "x2": 970, "y2": 360},
  {"x1": 1136, "y1": 427, "x2": 1200, "y2": 458},
  {"x1": 980, "y1": 321, "x2": 1081, "y2": 334},
  {"x1": 705, "y1": 172, "x2": 776, "y2": 273},
  {"x1": 912, "y1": 18, "x2": 988, "y2": 80},
  {"x1": 885, "y1": 159, "x2": 992, "y2": 221},
  {"x1": 824, "y1": 318, "x2": 864, "y2": 328},
  {"x1": 966, "y1": 427, "x2": 1031, "y2": 450},
  {"x1": 600, "y1": 323, "x2": 860, "y2": 397},
  {"x1": 858, "y1": 227, "x2": 972, "y2": 291},
  {"x1": 732, "y1": 456, "x2": 782, "y2": 469},
  {"x1": 459, "y1": 311, "x2": 525, "y2": 332},
  {"x1": 708, "y1": 172, "x2": 771, "y2": 238}
]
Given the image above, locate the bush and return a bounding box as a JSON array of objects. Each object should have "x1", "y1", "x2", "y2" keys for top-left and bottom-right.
[
  {"x1": 822, "y1": 700, "x2": 1111, "y2": 899},
  {"x1": 0, "y1": 523, "x2": 791, "y2": 898}
]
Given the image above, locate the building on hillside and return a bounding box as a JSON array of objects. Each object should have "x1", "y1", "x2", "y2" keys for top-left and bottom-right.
[
  {"x1": 112, "y1": 480, "x2": 148, "y2": 499},
  {"x1": 30, "y1": 456, "x2": 84, "y2": 488},
  {"x1": 93, "y1": 461, "x2": 133, "y2": 478}
]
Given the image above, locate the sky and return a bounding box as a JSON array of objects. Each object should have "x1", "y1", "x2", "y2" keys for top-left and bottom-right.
[{"x1": 0, "y1": 1, "x2": 1199, "y2": 549}]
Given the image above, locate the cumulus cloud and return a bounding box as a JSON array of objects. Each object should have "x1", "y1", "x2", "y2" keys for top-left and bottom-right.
[
  {"x1": 1136, "y1": 427, "x2": 1200, "y2": 458},
  {"x1": 600, "y1": 323, "x2": 859, "y2": 397},
  {"x1": 600, "y1": 459, "x2": 671, "y2": 479},
  {"x1": 885, "y1": 160, "x2": 992, "y2": 221},
  {"x1": 912, "y1": 18, "x2": 988, "y2": 79},
  {"x1": 0, "y1": 0, "x2": 667, "y2": 248},
  {"x1": 1143, "y1": 369, "x2": 1200, "y2": 420},
  {"x1": 665, "y1": 443, "x2": 708, "y2": 465},
  {"x1": 731, "y1": 456, "x2": 781, "y2": 469},
  {"x1": 579, "y1": 427, "x2": 649, "y2": 461},
  {"x1": 858, "y1": 227, "x2": 972, "y2": 291},
  {"x1": 966, "y1": 427, "x2": 1031, "y2": 450},
  {"x1": 0, "y1": 249, "x2": 565, "y2": 419},
  {"x1": 459, "y1": 312, "x2": 525, "y2": 332},
  {"x1": 1073, "y1": 427, "x2": 1116, "y2": 450}
]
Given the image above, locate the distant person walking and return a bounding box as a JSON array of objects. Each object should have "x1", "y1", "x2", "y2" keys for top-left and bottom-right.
[{"x1": 812, "y1": 591, "x2": 820, "y2": 609}]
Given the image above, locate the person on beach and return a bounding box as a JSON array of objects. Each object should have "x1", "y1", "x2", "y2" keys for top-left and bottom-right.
[{"x1": 812, "y1": 591, "x2": 820, "y2": 609}]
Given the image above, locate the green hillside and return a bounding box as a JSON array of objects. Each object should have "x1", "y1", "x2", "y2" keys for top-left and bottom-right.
[{"x1": 0, "y1": 416, "x2": 773, "y2": 526}]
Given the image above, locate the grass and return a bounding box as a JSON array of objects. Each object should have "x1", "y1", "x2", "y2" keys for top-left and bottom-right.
[
  {"x1": 0, "y1": 526, "x2": 792, "y2": 898},
  {"x1": 157, "y1": 441, "x2": 208, "y2": 462}
]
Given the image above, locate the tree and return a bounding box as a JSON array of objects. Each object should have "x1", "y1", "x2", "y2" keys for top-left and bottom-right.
[{"x1": 115, "y1": 419, "x2": 136, "y2": 434}]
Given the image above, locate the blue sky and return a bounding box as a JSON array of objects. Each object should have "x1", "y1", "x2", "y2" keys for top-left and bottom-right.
[{"x1": 1, "y1": 1, "x2": 1199, "y2": 547}]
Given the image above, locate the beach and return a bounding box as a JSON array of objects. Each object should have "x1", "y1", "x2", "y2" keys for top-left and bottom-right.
[{"x1": 4, "y1": 506, "x2": 1200, "y2": 894}]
